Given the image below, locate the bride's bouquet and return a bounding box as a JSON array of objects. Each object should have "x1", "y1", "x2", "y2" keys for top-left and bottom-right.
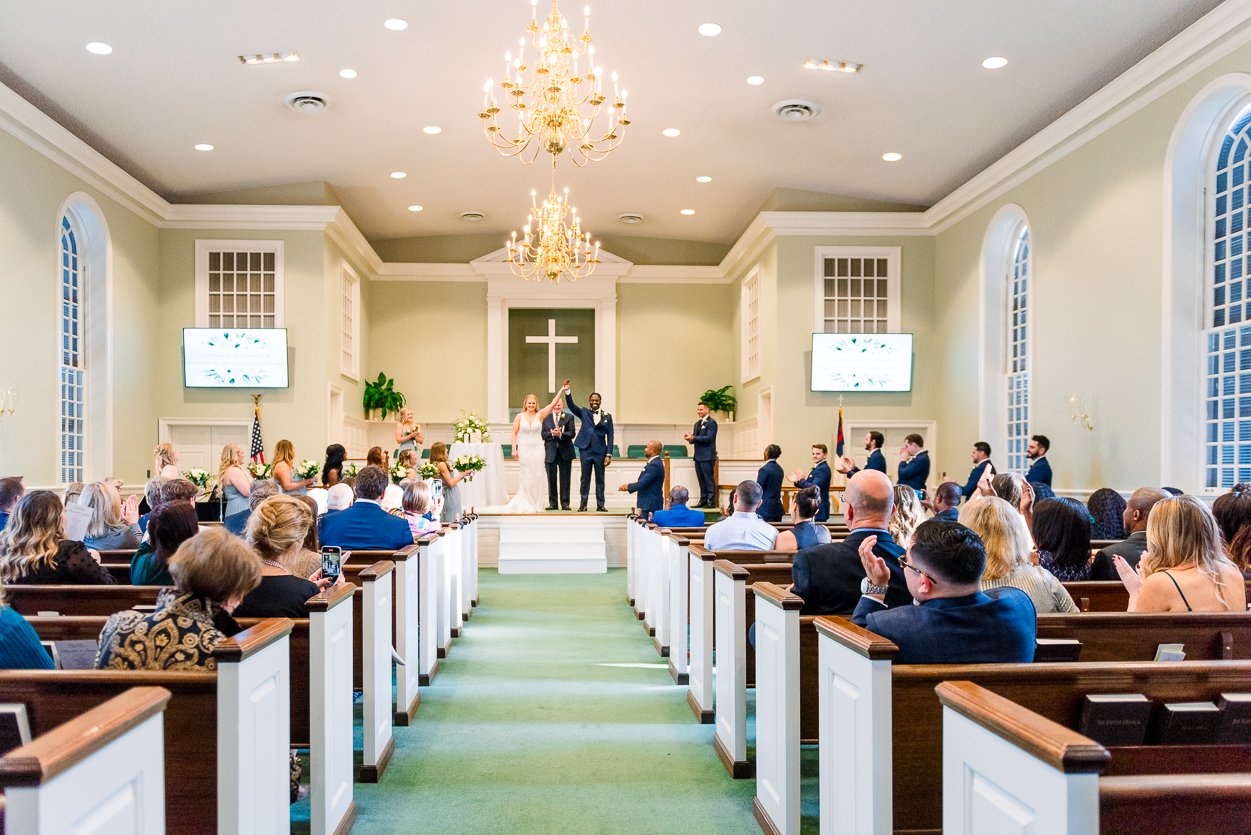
[
  {"x1": 248, "y1": 461, "x2": 272, "y2": 479},
  {"x1": 453, "y1": 412, "x2": 491, "y2": 443},
  {"x1": 296, "y1": 459, "x2": 320, "y2": 480},
  {"x1": 452, "y1": 454, "x2": 486, "y2": 474},
  {"x1": 343, "y1": 462, "x2": 359, "y2": 478},
  {"x1": 418, "y1": 462, "x2": 440, "y2": 480},
  {"x1": 184, "y1": 467, "x2": 212, "y2": 490},
  {"x1": 390, "y1": 461, "x2": 409, "y2": 484}
]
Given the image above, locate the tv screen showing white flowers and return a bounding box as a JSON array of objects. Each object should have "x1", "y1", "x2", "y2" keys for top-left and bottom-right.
[
  {"x1": 811, "y1": 333, "x2": 913, "y2": 392},
  {"x1": 183, "y1": 328, "x2": 289, "y2": 389}
]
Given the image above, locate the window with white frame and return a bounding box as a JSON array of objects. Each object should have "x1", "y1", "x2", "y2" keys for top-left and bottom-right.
[
  {"x1": 340, "y1": 264, "x2": 360, "y2": 379},
  {"x1": 194, "y1": 240, "x2": 284, "y2": 328},
  {"x1": 815, "y1": 247, "x2": 901, "y2": 334},
  {"x1": 1004, "y1": 224, "x2": 1031, "y2": 473},
  {"x1": 741, "y1": 268, "x2": 760, "y2": 382},
  {"x1": 59, "y1": 214, "x2": 85, "y2": 484}
]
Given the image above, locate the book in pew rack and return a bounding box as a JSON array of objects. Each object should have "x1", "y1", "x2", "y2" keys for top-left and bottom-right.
[
  {"x1": 1150, "y1": 701, "x2": 1221, "y2": 745},
  {"x1": 1079, "y1": 693, "x2": 1151, "y2": 746},
  {"x1": 1033, "y1": 637, "x2": 1081, "y2": 662},
  {"x1": 1217, "y1": 693, "x2": 1251, "y2": 744}
]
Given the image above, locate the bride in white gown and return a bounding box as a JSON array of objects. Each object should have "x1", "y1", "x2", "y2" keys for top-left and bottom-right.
[{"x1": 502, "y1": 391, "x2": 564, "y2": 512}]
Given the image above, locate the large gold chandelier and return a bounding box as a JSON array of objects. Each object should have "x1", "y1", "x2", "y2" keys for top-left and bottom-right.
[
  {"x1": 478, "y1": 0, "x2": 629, "y2": 166},
  {"x1": 506, "y1": 171, "x2": 600, "y2": 283}
]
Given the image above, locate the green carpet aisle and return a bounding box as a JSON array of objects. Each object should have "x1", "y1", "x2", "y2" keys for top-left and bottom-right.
[{"x1": 350, "y1": 569, "x2": 759, "y2": 834}]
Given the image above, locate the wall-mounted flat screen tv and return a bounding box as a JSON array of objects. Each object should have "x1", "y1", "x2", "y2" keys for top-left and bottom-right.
[
  {"x1": 811, "y1": 332, "x2": 913, "y2": 392},
  {"x1": 183, "y1": 328, "x2": 289, "y2": 389}
]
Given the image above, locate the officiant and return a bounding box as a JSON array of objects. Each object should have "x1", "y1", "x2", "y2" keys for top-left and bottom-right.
[{"x1": 543, "y1": 398, "x2": 576, "y2": 511}]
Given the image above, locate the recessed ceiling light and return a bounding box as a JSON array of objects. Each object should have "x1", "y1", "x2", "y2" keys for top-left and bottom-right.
[
  {"x1": 803, "y1": 57, "x2": 862, "y2": 74},
  {"x1": 339, "y1": 68, "x2": 358, "y2": 79},
  {"x1": 882, "y1": 152, "x2": 902, "y2": 162},
  {"x1": 981, "y1": 56, "x2": 1008, "y2": 70},
  {"x1": 390, "y1": 171, "x2": 408, "y2": 179},
  {"x1": 697, "y1": 22, "x2": 722, "y2": 37},
  {"x1": 696, "y1": 175, "x2": 712, "y2": 183},
  {"x1": 680, "y1": 209, "x2": 696, "y2": 216},
  {"x1": 85, "y1": 42, "x2": 113, "y2": 55},
  {"x1": 194, "y1": 143, "x2": 215, "y2": 152},
  {"x1": 384, "y1": 18, "x2": 408, "y2": 31},
  {"x1": 746, "y1": 75, "x2": 765, "y2": 86},
  {"x1": 422, "y1": 126, "x2": 442, "y2": 135},
  {"x1": 407, "y1": 205, "x2": 424, "y2": 213},
  {"x1": 662, "y1": 128, "x2": 681, "y2": 138}
]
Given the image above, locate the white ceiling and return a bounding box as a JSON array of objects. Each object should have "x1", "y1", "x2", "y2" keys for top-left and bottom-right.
[{"x1": 0, "y1": 0, "x2": 1225, "y2": 247}]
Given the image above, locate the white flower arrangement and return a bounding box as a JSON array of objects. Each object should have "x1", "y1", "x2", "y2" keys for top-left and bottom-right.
[
  {"x1": 248, "y1": 461, "x2": 272, "y2": 479},
  {"x1": 452, "y1": 454, "x2": 486, "y2": 473},
  {"x1": 418, "y1": 462, "x2": 440, "y2": 480},
  {"x1": 343, "y1": 462, "x2": 359, "y2": 478},
  {"x1": 184, "y1": 467, "x2": 212, "y2": 490},
  {"x1": 296, "y1": 459, "x2": 320, "y2": 480},
  {"x1": 390, "y1": 461, "x2": 409, "y2": 484},
  {"x1": 453, "y1": 412, "x2": 491, "y2": 443}
]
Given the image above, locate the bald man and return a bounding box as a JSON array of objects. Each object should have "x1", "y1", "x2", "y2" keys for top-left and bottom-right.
[
  {"x1": 1093, "y1": 487, "x2": 1171, "y2": 577},
  {"x1": 790, "y1": 469, "x2": 912, "y2": 615}
]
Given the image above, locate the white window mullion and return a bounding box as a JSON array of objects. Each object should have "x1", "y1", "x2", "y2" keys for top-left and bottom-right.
[
  {"x1": 195, "y1": 240, "x2": 285, "y2": 329},
  {"x1": 814, "y1": 247, "x2": 901, "y2": 336}
]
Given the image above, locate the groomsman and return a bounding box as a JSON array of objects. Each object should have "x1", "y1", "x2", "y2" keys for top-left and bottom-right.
[
  {"x1": 685, "y1": 401, "x2": 718, "y2": 507},
  {"x1": 898, "y1": 434, "x2": 931, "y2": 498},
  {"x1": 563, "y1": 379, "x2": 614, "y2": 512},
  {"x1": 542, "y1": 398, "x2": 576, "y2": 510},
  {"x1": 619, "y1": 440, "x2": 665, "y2": 520},
  {"x1": 837, "y1": 431, "x2": 887, "y2": 477},
  {"x1": 789, "y1": 444, "x2": 832, "y2": 521},
  {"x1": 1025, "y1": 434, "x2": 1053, "y2": 486}
]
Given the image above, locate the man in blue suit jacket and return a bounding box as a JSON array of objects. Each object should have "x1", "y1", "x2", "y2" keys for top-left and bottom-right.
[
  {"x1": 790, "y1": 444, "x2": 832, "y2": 521},
  {"x1": 949, "y1": 441, "x2": 994, "y2": 501},
  {"x1": 619, "y1": 440, "x2": 665, "y2": 520},
  {"x1": 853, "y1": 519, "x2": 1036, "y2": 665},
  {"x1": 1025, "y1": 434, "x2": 1052, "y2": 486},
  {"x1": 563, "y1": 380, "x2": 614, "y2": 512},
  {"x1": 756, "y1": 445, "x2": 784, "y2": 522},
  {"x1": 652, "y1": 485, "x2": 706, "y2": 527},
  {"x1": 897, "y1": 433, "x2": 931, "y2": 498},
  {"x1": 685, "y1": 402, "x2": 718, "y2": 507},
  {"x1": 837, "y1": 431, "x2": 887, "y2": 477},
  {"x1": 318, "y1": 465, "x2": 414, "y2": 551}
]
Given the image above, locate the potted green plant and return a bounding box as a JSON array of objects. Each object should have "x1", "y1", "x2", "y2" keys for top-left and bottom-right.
[
  {"x1": 363, "y1": 372, "x2": 406, "y2": 420},
  {"x1": 698, "y1": 385, "x2": 737, "y2": 420}
]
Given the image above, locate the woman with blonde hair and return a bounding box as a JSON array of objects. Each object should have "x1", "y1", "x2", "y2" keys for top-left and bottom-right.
[
  {"x1": 431, "y1": 442, "x2": 470, "y2": 523},
  {"x1": 153, "y1": 443, "x2": 181, "y2": 479},
  {"x1": 1115, "y1": 495, "x2": 1248, "y2": 612},
  {"x1": 234, "y1": 496, "x2": 335, "y2": 618},
  {"x1": 961, "y1": 496, "x2": 1077, "y2": 613},
  {"x1": 888, "y1": 484, "x2": 926, "y2": 549},
  {"x1": 394, "y1": 407, "x2": 424, "y2": 461},
  {"x1": 217, "y1": 443, "x2": 253, "y2": 519},
  {"x1": 503, "y1": 390, "x2": 564, "y2": 512},
  {"x1": 271, "y1": 439, "x2": 314, "y2": 496},
  {"x1": 79, "y1": 481, "x2": 141, "y2": 550},
  {"x1": 0, "y1": 491, "x2": 115, "y2": 585}
]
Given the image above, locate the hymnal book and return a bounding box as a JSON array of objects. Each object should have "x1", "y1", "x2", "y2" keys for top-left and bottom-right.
[
  {"x1": 1033, "y1": 638, "x2": 1082, "y2": 662},
  {"x1": 1150, "y1": 701, "x2": 1220, "y2": 745},
  {"x1": 1154, "y1": 643, "x2": 1186, "y2": 661},
  {"x1": 52, "y1": 640, "x2": 99, "y2": 670},
  {"x1": 1217, "y1": 693, "x2": 1251, "y2": 744},
  {"x1": 1079, "y1": 694, "x2": 1151, "y2": 746}
]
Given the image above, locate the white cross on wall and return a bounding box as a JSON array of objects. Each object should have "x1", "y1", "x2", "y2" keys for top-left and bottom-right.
[{"x1": 525, "y1": 318, "x2": 579, "y2": 393}]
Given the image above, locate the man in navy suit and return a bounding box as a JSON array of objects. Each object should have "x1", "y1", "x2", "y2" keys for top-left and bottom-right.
[
  {"x1": 652, "y1": 485, "x2": 706, "y2": 527},
  {"x1": 562, "y1": 380, "x2": 614, "y2": 512},
  {"x1": 946, "y1": 441, "x2": 994, "y2": 501},
  {"x1": 619, "y1": 440, "x2": 664, "y2": 520},
  {"x1": 685, "y1": 402, "x2": 718, "y2": 508},
  {"x1": 318, "y1": 465, "x2": 414, "y2": 550},
  {"x1": 1025, "y1": 434, "x2": 1053, "y2": 486},
  {"x1": 0, "y1": 476, "x2": 24, "y2": 531},
  {"x1": 789, "y1": 444, "x2": 832, "y2": 521},
  {"x1": 756, "y1": 445, "x2": 784, "y2": 522},
  {"x1": 853, "y1": 519, "x2": 1036, "y2": 664},
  {"x1": 837, "y1": 431, "x2": 887, "y2": 477},
  {"x1": 542, "y1": 398, "x2": 576, "y2": 510},
  {"x1": 897, "y1": 433, "x2": 931, "y2": 498},
  {"x1": 931, "y1": 482, "x2": 962, "y2": 522}
]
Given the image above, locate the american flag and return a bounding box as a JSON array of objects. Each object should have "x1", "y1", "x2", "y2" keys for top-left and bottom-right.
[{"x1": 250, "y1": 404, "x2": 265, "y2": 463}]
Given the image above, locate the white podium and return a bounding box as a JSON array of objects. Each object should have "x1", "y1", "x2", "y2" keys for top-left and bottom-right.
[{"x1": 496, "y1": 516, "x2": 607, "y2": 574}]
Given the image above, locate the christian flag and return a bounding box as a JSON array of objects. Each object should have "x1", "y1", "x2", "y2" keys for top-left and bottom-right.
[
  {"x1": 835, "y1": 407, "x2": 845, "y2": 458},
  {"x1": 250, "y1": 404, "x2": 265, "y2": 463}
]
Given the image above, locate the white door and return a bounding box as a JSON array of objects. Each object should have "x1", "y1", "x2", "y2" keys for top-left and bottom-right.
[{"x1": 161, "y1": 421, "x2": 250, "y2": 479}]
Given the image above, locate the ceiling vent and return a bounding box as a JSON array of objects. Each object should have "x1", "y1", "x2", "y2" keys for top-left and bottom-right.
[
  {"x1": 772, "y1": 99, "x2": 821, "y2": 122},
  {"x1": 284, "y1": 91, "x2": 329, "y2": 113},
  {"x1": 459, "y1": 210, "x2": 487, "y2": 222},
  {"x1": 617, "y1": 212, "x2": 645, "y2": 224}
]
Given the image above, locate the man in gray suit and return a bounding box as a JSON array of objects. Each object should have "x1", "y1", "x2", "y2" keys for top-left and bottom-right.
[{"x1": 542, "y1": 398, "x2": 576, "y2": 510}]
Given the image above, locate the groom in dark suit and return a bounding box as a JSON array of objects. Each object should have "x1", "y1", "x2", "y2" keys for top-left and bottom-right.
[
  {"x1": 542, "y1": 398, "x2": 576, "y2": 510},
  {"x1": 684, "y1": 402, "x2": 718, "y2": 507},
  {"x1": 563, "y1": 379, "x2": 614, "y2": 512}
]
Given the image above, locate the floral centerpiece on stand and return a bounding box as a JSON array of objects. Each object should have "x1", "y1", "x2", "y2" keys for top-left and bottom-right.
[
  {"x1": 248, "y1": 461, "x2": 272, "y2": 479},
  {"x1": 184, "y1": 468, "x2": 212, "y2": 493},
  {"x1": 452, "y1": 454, "x2": 486, "y2": 476},
  {"x1": 453, "y1": 412, "x2": 491, "y2": 443},
  {"x1": 296, "y1": 459, "x2": 320, "y2": 481}
]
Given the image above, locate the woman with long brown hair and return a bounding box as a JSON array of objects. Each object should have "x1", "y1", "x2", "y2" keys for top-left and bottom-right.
[
  {"x1": 271, "y1": 439, "x2": 314, "y2": 496},
  {"x1": 0, "y1": 491, "x2": 115, "y2": 585},
  {"x1": 431, "y1": 442, "x2": 470, "y2": 523}
]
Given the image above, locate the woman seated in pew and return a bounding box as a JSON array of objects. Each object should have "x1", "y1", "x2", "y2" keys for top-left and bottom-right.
[
  {"x1": 1212, "y1": 483, "x2": 1251, "y2": 578},
  {"x1": 130, "y1": 501, "x2": 199, "y2": 586},
  {"x1": 1034, "y1": 497, "x2": 1112, "y2": 581},
  {"x1": 774, "y1": 486, "x2": 830, "y2": 553},
  {"x1": 234, "y1": 495, "x2": 337, "y2": 619},
  {"x1": 889, "y1": 484, "x2": 927, "y2": 549},
  {"x1": 78, "y1": 481, "x2": 142, "y2": 550},
  {"x1": 0, "y1": 491, "x2": 116, "y2": 585},
  {"x1": 1114, "y1": 494, "x2": 1248, "y2": 612},
  {"x1": 288, "y1": 494, "x2": 323, "y2": 578},
  {"x1": 0, "y1": 584, "x2": 54, "y2": 669},
  {"x1": 961, "y1": 496, "x2": 1078, "y2": 613},
  {"x1": 402, "y1": 479, "x2": 442, "y2": 539},
  {"x1": 990, "y1": 472, "x2": 1035, "y2": 527},
  {"x1": 96, "y1": 528, "x2": 261, "y2": 671}
]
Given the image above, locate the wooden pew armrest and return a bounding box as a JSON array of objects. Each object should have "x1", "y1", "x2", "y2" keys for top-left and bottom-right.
[
  {"x1": 1100, "y1": 773, "x2": 1251, "y2": 799},
  {"x1": 813, "y1": 615, "x2": 899, "y2": 660},
  {"x1": 688, "y1": 544, "x2": 716, "y2": 562},
  {"x1": 752, "y1": 581, "x2": 803, "y2": 610},
  {"x1": 713, "y1": 559, "x2": 749, "y2": 580},
  {"x1": 359, "y1": 560, "x2": 396, "y2": 580},
  {"x1": 306, "y1": 581, "x2": 357, "y2": 612},
  {"x1": 215, "y1": 617, "x2": 294, "y2": 662}
]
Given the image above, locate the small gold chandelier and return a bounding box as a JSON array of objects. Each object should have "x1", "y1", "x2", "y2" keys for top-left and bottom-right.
[
  {"x1": 506, "y1": 173, "x2": 600, "y2": 283},
  {"x1": 479, "y1": 0, "x2": 630, "y2": 166}
]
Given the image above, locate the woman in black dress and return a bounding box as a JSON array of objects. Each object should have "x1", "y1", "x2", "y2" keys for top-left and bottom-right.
[
  {"x1": 0, "y1": 491, "x2": 116, "y2": 585},
  {"x1": 234, "y1": 495, "x2": 337, "y2": 618}
]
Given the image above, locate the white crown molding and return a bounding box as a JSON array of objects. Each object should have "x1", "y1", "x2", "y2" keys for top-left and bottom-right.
[
  {"x1": 162, "y1": 203, "x2": 341, "y2": 229},
  {"x1": 618, "y1": 265, "x2": 726, "y2": 284}
]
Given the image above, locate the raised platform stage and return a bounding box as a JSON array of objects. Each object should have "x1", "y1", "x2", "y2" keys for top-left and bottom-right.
[{"x1": 482, "y1": 513, "x2": 625, "y2": 574}]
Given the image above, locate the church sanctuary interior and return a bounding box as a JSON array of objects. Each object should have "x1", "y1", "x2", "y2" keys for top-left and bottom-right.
[{"x1": 7, "y1": 1, "x2": 1251, "y2": 833}]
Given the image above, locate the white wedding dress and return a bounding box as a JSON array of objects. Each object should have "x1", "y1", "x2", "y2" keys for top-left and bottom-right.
[{"x1": 501, "y1": 413, "x2": 548, "y2": 513}]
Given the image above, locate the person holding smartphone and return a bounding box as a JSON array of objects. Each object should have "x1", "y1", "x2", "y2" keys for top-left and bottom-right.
[{"x1": 234, "y1": 496, "x2": 341, "y2": 619}]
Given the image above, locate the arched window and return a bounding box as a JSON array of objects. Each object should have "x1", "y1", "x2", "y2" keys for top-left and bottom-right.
[
  {"x1": 1005, "y1": 224, "x2": 1031, "y2": 473},
  {"x1": 979, "y1": 205, "x2": 1032, "y2": 474},
  {"x1": 59, "y1": 213, "x2": 86, "y2": 484}
]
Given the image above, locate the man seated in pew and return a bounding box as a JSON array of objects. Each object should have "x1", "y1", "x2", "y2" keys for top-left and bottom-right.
[
  {"x1": 774, "y1": 486, "x2": 830, "y2": 553},
  {"x1": 617, "y1": 440, "x2": 665, "y2": 521},
  {"x1": 236, "y1": 496, "x2": 339, "y2": 619},
  {"x1": 0, "y1": 475, "x2": 25, "y2": 530},
  {"x1": 0, "y1": 583, "x2": 53, "y2": 669},
  {"x1": 325, "y1": 483, "x2": 354, "y2": 515},
  {"x1": 790, "y1": 470, "x2": 910, "y2": 615},
  {"x1": 317, "y1": 465, "x2": 413, "y2": 550},
  {"x1": 704, "y1": 480, "x2": 778, "y2": 551},
  {"x1": 1114, "y1": 494, "x2": 1247, "y2": 613},
  {"x1": 960, "y1": 496, "x2": 1078, "y2": 613},
  {"x1": 651, "y1": 485, "x2": 705, "y2": 528},
  {"x1": 1097, "y1": 486, "x2": 1170, "y2": 571},
  {"x1": 96, "y1": 528, "x2": 261, "y2": 670},
  {"x1": 855, "y1": 519, "x2": 1037, "y2": 663},
  {"x1": 0, "y1": 491, "x2": 116, "y2": 585},
  {"x1": 930, "y1": 482, "x2": 962, "y2": 522}
]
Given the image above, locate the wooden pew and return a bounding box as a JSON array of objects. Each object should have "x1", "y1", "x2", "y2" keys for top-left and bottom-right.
[
  {"x1": 1036, "y1": 611, "x2": 1251, "y2": 661},
  {"x1": 938, "y1": 680, "x2": 1251, "y2": 834},
  {"x1": 351, "y1": 561, "x2": 395, "y2": 782},
  {"x1": 1062, "y1": 579, "x2": 1251, "y2": 612},
  {"x1": 0, "y1": 620, "x2": 292, "y2": 833},
  {"x1": 5, "y1": 585, "x2": 161, "y2": 616}
]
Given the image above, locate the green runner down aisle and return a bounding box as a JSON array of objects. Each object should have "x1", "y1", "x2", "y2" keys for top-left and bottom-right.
[{"x1": 351, "y1": 570, "x2": 758, "y2": 834}]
